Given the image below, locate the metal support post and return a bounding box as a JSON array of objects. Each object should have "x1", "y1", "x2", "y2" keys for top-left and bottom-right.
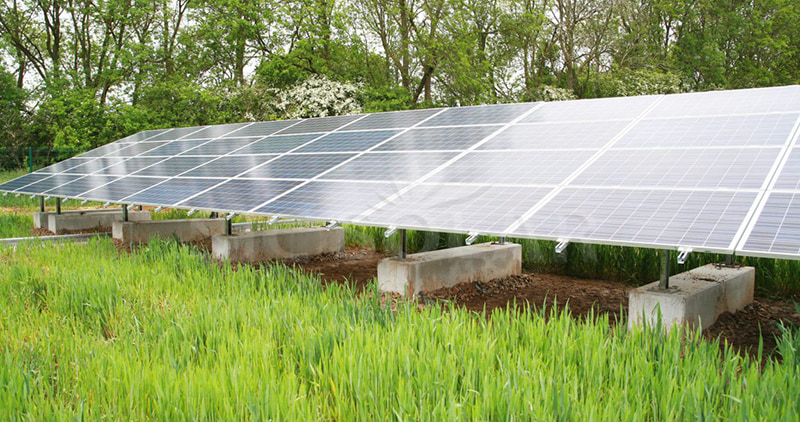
[
  {"x1": 55, "y1": 198, "x2": 61, "y2": 215},
  {"x1": 726, "y1": 254, "x2": 735, "y2": 266},
  {"x1": 659, "y1": 250, "x2": 671, "y2": 290},
  {"x1": 210, "y1": 211, "x2": 219, "y2": 219},
  {"x1": 225, "y1": 216, "x2": 233, "y2": 236},
  {"x1": 122, "y1": 204, "x2": 129, "y2": 222},
  {"x1": 400, "y1": 229, "x2": 407, "y2": 260},
  {"x1": 137, "y1": 205, "x2": 143, "y2": 211},
  {"x1": 499, "y1": 236, "x2": 506, "y2": 245},
  {"x1": 39, "y1": 196, "x2": 45, "y2": 212}
]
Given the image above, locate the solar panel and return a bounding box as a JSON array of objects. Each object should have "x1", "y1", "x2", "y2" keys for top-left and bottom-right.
[{"x1": 4, "y1": 85, "x2": 800, "y2": 260}]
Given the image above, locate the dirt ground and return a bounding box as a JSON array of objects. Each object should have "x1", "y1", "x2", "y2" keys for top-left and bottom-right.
[{"x1": 288, "y1": 247, "x2": 800, "y2": 361}]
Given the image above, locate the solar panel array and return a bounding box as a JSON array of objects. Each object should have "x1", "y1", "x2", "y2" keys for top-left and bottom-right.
[{"x1": 2, "y1": 85, "x2": 800, "y2": 259}]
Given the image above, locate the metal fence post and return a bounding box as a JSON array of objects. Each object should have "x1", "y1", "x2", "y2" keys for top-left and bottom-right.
[{"x1": 28, "y1": 147, "x2": 33, "y2": 173}]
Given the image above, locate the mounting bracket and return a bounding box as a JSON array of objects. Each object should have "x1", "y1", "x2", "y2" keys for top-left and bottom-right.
[
  {"x1": 555, "y1": 239, "x2": 570, "y2": 254},
  {"x1": 465, "y1": 232, "x2": 480, "y2": 245},
  {"x1": 676, "y1": 247, "x2": 692, "y2": 265}
]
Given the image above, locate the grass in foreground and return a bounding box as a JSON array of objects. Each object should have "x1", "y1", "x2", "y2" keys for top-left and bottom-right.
[{"x1": 1, "y1": 238, "x2": 798, "y2": 420}]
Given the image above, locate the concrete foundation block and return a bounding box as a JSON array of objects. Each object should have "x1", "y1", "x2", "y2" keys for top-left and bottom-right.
[
  {"x1": 378, "y1": 242, "x2": 522, "y2": 297},
  {"x1": 112, "y1": 219, "x2": 226, "y2": 243},
  {"x1": 212, "y1": 227, "x2": 345, "y2": 262},
  {"x1": 34, "y1": 209, "x2": 143, "y2": 232},
  {"x1": 628, "y1": 264, "x2": 755, "y2": 330},
  {"x1": 46, "y1": 210, "x2": 150, "y2": 234}
]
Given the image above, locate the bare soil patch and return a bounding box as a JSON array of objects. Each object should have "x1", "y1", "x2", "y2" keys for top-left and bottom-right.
[{"x1": 285, "y1": 248, "x2": 800, "y2": 360}]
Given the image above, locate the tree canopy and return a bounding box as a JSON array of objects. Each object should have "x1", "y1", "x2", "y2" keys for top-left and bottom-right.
[{"x1": 1, "y1": 0, "x2": 798, "y2": 150}]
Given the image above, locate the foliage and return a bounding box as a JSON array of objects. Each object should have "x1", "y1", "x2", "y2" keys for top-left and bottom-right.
[
  {"x1": 276, "y1": 75, "x2": 362, "y2": 119},
  {"x1": 0, "y1": 238, "x2": 799, "y2": 419}
]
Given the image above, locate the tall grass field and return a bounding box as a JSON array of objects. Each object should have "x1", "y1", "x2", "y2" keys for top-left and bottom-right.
[{"x1": 0, "y1": 237, "x2": 798, "y2": 419}]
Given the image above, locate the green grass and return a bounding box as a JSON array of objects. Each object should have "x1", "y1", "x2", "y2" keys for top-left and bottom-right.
[{"x1": 0, "y1": 238, "x2": 798, "y2": 419}]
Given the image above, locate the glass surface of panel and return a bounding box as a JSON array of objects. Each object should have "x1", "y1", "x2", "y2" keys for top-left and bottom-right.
[
  {"x1": 419, "y1": 103, "x2": 534, "y2": 127},
  {"x1": 649, "y1": 86, "x2": 800, "y2": 118},
  {"x1": 740, "y1": 193, "x2": 800, "y2": 255},
  {"x1": 63, "y1": 157, "x2": 129, "y2": 174},
  {"x1": 514, "y1": 188, "x2": 756, "y2": 250},
  {"x1": 345, "y1": 109, "x2": 441, "y2": 131},
  {"x1": 427, "y1": 150, "x2": 596, "y2": 186},
  {"x1": 520, "y1": 95, "x2": 659, "y2": 123},
  {"x1": 78, "y1": 143, "x2": 129, "y2": 158},
  {"x1": 572, "y1": 148, "x2": 780, "y2": 190},
  {"x1": 0, "y1": 173, "x2": 52, "y2": 192},
  {"x1": 223, "y1": 120, "x2": 298, "y2": 137},
  {"x1": 241, "y1": 153, "x2": 356, "y2": 179},
  {"x1": 126, "y1": 178, "x2": 225, "y2": 205},
  {"x1": 320, "y1": 152, "x2": 458, "y2": 182},
  {"x1": 255, "y1": 181, "x2": 405, "y2": 219},
  {"x1": 478, "y1": 121, "x2": 629, "y2": 150},
  {"x1": 115, "y1": 142, "x2": 169, "y2": 157},
  {"x1": 51, "y1": 175, "x2": 120, "y2": 197},
  {"x1": 81, "y1": 176, "x2": 166, "y2": 201},
  {"x1": 361, "y1": 184, "x2": 553, "y2": 234},
  {"x1": 375, "y1": 126, "x2": 498, "y2": 151},
  {"x1": 278, "y1": 115, "x2": 363, "y2": 135},
  {"x1": 181, "y1": 179, "x2": 302, "y2": 212},
  {"x1": 183, "y1": 155, "x2": 277, "y2": 178},
  {"x1": 234, "y1": 134, "x2": 318, "y2": 154},
  {"x1": 133, "y1": 156, "x2": 214, "y2": 177},
  {"x1": 142, "y1": 139, "x2": 212, "y2": 156},
  {"x1": 182, "y1": 137, "x2": 261, "y2": 156},
  {"x1": 615, "y1": 114, "x2": 799, "y2": 148},
  {"x1": 117, "y1": 129, "x2": 168, "y2": 143},
  {"x1": 298, "y1": 130, "x2": 402, "y2": 152}
]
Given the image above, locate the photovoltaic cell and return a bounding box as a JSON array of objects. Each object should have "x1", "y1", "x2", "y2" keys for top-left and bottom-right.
[
  {"x1": 297, "y1": 130, "x2": 401, "y2": 152},
  {"x1": 740, "y1": 193, "x2": 800, "y2": 255},
  {"x1": 182, "y1": 155, "x2": 277, "y2": 178},
  {"x1": 78, "y1": 143, "x2": 130, "y2": 158},
  {"x1": 223, "y1": 120, "x2": 298, "y2": 137},
  {"x1": 515, "y1": 188, "x2": 757, "y2": 250},
  {"x1": 35, "y1": 158, "x2": 93, "y2": 173},
  {"x1": 478, "y1": 121, "x2": 629, "y2": 150},
  {"x1": 142, "y1": 139, "x2": 212, "y2": 156},
  {"x1": 428, "y1": 150, "x2": 597, "y2": 186},
  {"x1": 359, "y1": 184, "x2": 553, "y2": 234},
  {"x1": 773, "y1": 148, "x2": 800, "y2": 191},
  {"x1": 615, "y1": 114, "x2": 800, "y2": 148},
  {"x1": 133, "y1": 156, "x2": 214, "y2": 177},
  {"x1": 49, "y1": 175, "x2": 119, "y2": 197},
  {"x1": 345, "y1": 109, "x2": 442, "y2": 131},
  {"x1": 321, "y1": 152, "x2": 458, "y2": 182},
  {"x1": 419, "y1": 103, "x2": 534, "y2": 127},
  {"x1": 92, "y1": 157, "x2": 165, "y2": 176},
  {"x1": 650, "y1": 86, "x2": 800, "y2": 118},
  {"x1": 520, "y1": 95, "x2": 659, "y2": 123},
  {"x1": 240, "y1": 153, "x2": 356, "y2": 179},
  {"x1": 126, "y1": 178, "x2": 225, "y2": 205},
  {"x1": 0, "y1": 173, "x2": 52, "y2": 192},
  {"x1": 183, "y1": 137, "x2": 261, "y2": 156},
  {"x1": 147, "y1": 126, "x2": 205, "y2": 141},
  {"x1": 64, "y1": 157, "x2": 129, "y2": 174},
  {"x1": 278, "y1": 115, "x2": 363, "y2": 135},
  {"x1": 572, "y1": 148, "x2": 780, "y2": 190},
  {"x1": 117, "y1": 129, "x2": 168, "y2": 143},
  {"x1": 375, "y1": 126, "x2": 498, "y2": 151},
  {"x1": 254, "y1": 181, "x2": 405, "y2": 219},
  {"x1": 187, "y1": 123, "x2": 250, "y2": 139},
  {"x1": 233, "y1": 134, "x2": 318, "y2": 154},
  {"x1": 114, "y1": 142, "x2": 169, "y2": 157},
  {"x1": 181, "y1": 179, "x2": 302, "y2": 212},
  {"x1": 81, "y1": 176, "x2": 166, "y2": 201},
  {"x1": 14, "y1": 174, "x2": 82, "y2": 194}
]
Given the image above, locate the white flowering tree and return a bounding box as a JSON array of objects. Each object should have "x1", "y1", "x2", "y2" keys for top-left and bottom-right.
[
  {"x1": 530, "y1": 85, "x2": 578, "y2": 102},
  {"x1": 276, "y1": 76, "x2": 362, "y2": 119}
]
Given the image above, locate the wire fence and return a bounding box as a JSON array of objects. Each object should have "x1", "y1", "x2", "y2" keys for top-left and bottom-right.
[{"x1": 0, "y1": 147, "x2": 84, "y2": 173}]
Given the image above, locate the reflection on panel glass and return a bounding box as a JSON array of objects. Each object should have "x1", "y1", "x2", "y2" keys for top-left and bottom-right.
[{"x1": 255, "y1": 181, "x2": 405, "y2": 219}]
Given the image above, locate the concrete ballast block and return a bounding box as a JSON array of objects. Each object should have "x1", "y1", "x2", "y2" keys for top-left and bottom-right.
[
  {"x1": 47, "y1": 210, "x2": 150, "y2": 234},
  {"x1": 378, "y1": 242, "x2": 522, "y2": 296},
  {"x1": 34, "y1": 209, "x2": 143, "y2": 232},
  {"x1": 112, "y1": 219, "x2": 226, "y2": 243},
  {"x1": 212, "y1": 227, "x2": 345, "y2": 262},
  {"x1": 628, "y1": 264, "x2": 755, "y2": 330}
]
